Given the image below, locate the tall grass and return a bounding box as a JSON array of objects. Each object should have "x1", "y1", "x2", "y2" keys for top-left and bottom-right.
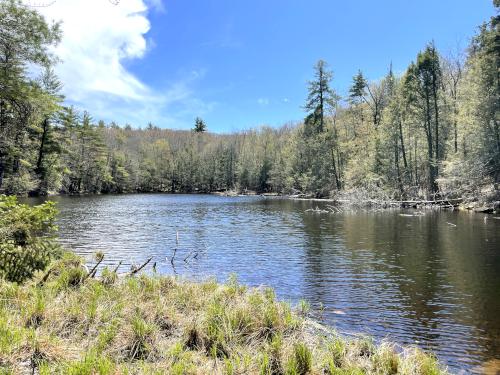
[{"x1": 0, "y1": 254, "x2": 448, "y2": 374}]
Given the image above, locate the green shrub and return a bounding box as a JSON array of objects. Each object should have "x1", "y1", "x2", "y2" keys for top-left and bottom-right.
[{"x1": 0, "y1": 195, "x2": 61, "y2": 283}]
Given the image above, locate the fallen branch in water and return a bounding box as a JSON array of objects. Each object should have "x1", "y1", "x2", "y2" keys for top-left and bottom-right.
[
  {"x1": 170, "y1": 248, "x2": 177, "y2": 265},
  {"x1": 396, "y1": 198, "x2": 463, "y2": 204},
  {"x1": 170, "y1": 230, "x2": 180, "y2": 265},
  {"x1": 112, "y1": 261, "x2": 122, "y2": 273},
  {"x1": 129, "y1": 257, "x2": 152, "y2": 276},
  {"x1": 326, "y1": 204, "x2": 343, "y2": 213},
  {"x1": 183, "y1": 249, "x2": 199, "y2": 262},
  {"x1": 86, "y1": 254, "x2": 104, "y2": 279}
]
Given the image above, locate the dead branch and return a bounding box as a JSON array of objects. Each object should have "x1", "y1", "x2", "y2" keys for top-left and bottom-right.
[
  {"x1": 129, "y1": 257, "x2": 152, "y2": 276},
  {"x1": 86, "y1": 255, "x2": 104, "y2": 279},
  {"x1": 37, "y1": 266, "x2": 54, "y2": 287},
  {"x1": 170, "y1": 248, "x2": 177, "y2": 265},
  {"x1": 112, "y1": 261, "x2": 122, "y2": 273}
]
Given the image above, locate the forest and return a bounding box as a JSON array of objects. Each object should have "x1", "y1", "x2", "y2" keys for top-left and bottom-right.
[{"x1": 0, "y1": 0, "x2": 498, "y2": 200}]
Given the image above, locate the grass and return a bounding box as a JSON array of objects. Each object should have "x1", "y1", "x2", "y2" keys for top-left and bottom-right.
[{"x1": 0, "y1": 252, "x2": 448, "y2": 374}]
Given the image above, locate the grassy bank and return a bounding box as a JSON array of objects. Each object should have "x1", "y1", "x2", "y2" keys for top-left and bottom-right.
[{"x1": 0, "y1": 254, "x2": 447, "y2": 375}]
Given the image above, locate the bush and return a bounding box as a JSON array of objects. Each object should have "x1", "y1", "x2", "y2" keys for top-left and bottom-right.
[
  {"x1": 0, "y1": 195, "x2": 62, "y2": 283},
  {"x1": 2, "y1": 170, "x2": 37, "y2": 196}
]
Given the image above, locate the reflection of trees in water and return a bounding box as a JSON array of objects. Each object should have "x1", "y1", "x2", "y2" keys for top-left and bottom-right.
[
  {"x1": 192, "y1": 204, "x2": 208, "y2": 242},
  {"x1": 297, "y1": 207, "x2": 353, "y2": 310},
  {"x1": 340, "y1": 212, "x2": 488, "y2": 350},
  {"x1": 297, "y1": 207, "x2": 500, "y2": 364},
  {"x1": 436, "y1": 213, "x2": 500, "y2": 359}
]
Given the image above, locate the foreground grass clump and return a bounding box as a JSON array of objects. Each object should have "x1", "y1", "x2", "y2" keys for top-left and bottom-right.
[{"x1": 0, "y1": 255, "x2": 447, "y2": 374}]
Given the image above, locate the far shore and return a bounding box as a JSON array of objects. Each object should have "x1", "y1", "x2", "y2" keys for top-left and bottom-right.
[{"x1": 14, "y1": 189, "x2": 500, "y2": 214}]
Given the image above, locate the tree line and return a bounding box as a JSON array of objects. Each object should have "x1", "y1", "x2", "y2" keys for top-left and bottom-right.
[{"x1": 1, "y1": 0, "x2": 498, "y2": 199}]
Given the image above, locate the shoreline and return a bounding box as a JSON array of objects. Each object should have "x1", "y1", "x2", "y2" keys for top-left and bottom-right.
[
  {"x1": 0, "y1": 251, "x2": 449, "y2": 374},
  {"x1": 20, "y1": 189, "x2": 500, "y2": 214}
]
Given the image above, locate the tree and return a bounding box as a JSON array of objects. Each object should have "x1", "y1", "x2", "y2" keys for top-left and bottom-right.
[
  {"x1": 349, "y1": 69, "x2": 389, "y2": 176},
  {"x1": 404, "y1": 43, "x2": 443, "y2": 193},
  {"x1": 442, "y1": 0, "x2": 500, "y2": 193},
  {"x1": 304, "y1": 60, "x2": 336, "y2": 134},
  {"x1": 442, "y1": 52, "x2": 464, "y2": 153},
  {"x1": 0, "y1": 0, "x2": 61, "y2": 192},
  {"x1": 292, "y1": 60, "x2": 341, "y2": 196},
  {"x1": 33, "y1": 68, "x2": 64, "y2": 193},
  {"x1": 193, "y1": 117, "x2": 207, "y2": 133}
]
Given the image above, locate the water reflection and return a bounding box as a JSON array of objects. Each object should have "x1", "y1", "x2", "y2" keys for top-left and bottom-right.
[{"x1": 26, "y1": 194, "x2": 500, "y2": 371}]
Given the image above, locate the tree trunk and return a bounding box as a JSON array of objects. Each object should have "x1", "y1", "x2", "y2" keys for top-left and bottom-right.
[
  {"x1": 414, "y1": 138, "x2": 419, "y2": 186},
  {"x1": 432, "y1": 77, "x2": 440, "y2": 175},
  {"x1": 36, "y1": 118, "x2": 49, "y2": 176},
  {"x1": 319, "y1": 89, "x2": 324, "y2": 133},
  {"x1": 454, "y1": 118, "x2": 458, "y2": 153},
  {"x1": 398, "y1": 119, "x2": 408, "y2": 169},
  {"x1": 0, "y1": 152, "x2": 5, "y2": 189},
  {"x1": 394, "y1": 138, "x2": 404, "y2": 197},
  {"x1": 330, "y1": 147, "x2": 340, "y2": 190},
  {"x1": 425, "y1": 92, "x2": 436, "y2": 192},
  {"x1": 495, "y1": 119, "x2": 500, "y2": 155}
]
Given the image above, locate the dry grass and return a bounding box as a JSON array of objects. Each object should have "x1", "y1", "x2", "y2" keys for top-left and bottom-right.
[{"x1": 0, "y1": 253, "x2": 448, "y2": 374}]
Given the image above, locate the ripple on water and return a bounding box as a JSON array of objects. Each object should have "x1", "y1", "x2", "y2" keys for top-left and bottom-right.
[{"x1": 29, "y1": 194, "x2": 500, "y2": 372}]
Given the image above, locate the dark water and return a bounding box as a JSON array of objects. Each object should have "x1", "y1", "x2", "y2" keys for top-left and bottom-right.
[{"x1": 28, "y1": 194, "x2": 500, "y2": 372}]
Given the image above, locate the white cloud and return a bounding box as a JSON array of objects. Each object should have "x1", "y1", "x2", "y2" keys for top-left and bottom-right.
[
  {"x1": 283, "y1": 98, "x2": 290, "y2": 103},
  {"x1": 257, "y1": 98, "x2": 269, "y2": 106},
  {"x1": 29, "y1": 0, "x2": 211, "y2": 128},
  {"x1": 37, "y1": 0, "x2": 152, "y2": 101}
]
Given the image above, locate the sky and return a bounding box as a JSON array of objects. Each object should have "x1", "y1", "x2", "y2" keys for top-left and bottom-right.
[{"x1": 35, "y1": 0, "x2": 495, "y2": 132}]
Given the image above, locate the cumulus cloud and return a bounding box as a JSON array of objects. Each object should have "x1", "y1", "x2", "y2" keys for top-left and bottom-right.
[
  {"x1": 38, "y1": 0, "x2": 152, "y2": 101},
  {"x1": 29, "y1": 0, "x2": 210, "y2": 127}
]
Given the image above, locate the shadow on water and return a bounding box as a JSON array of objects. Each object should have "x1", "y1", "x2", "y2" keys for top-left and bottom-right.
[{"x1": 23, "y1": 194, "x2": 500, "y2": 371}]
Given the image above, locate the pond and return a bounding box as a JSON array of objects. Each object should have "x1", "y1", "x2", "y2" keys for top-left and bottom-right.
[{"x1": 28, "y1": 194, "x2": 500, "y2": 372}]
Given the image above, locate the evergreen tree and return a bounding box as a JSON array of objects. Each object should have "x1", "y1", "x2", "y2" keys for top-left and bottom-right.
[
  {"x1": 193, "y1": 117, "x2": 207, "y2": 133},
  {"x1": 404, "y1": 43, "x2": 443, "y2": 193},
  {"x1": 0, "y1": 0, "x2": 61, "y2": 193},
  {"x1": 304, "y1": 60, "x2": 336, "y2": 134}
]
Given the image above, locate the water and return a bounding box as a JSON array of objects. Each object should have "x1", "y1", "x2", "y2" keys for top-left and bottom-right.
[{"x1": 28, "y1": 194, "x2": 500, "y2": 372}]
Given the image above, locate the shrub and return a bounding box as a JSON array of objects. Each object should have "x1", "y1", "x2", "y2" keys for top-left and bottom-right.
[{"x1": 0, "y1": 195, "x2": 62, "y2": 283}]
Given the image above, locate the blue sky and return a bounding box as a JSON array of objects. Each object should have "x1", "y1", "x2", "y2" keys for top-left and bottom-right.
[{"x1": 41, "y1": 0, "x2": 495, "y2": 132}]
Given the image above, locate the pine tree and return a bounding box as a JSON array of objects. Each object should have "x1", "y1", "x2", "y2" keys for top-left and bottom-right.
[
  {"x1": 404, "y1": 43, "x2": 443, "y2": 193},
  {"x1": 304, "y1": 60, "x2": 336, "y2": 134},
  {"x1": 193, "y1": 117, "x2": 207, "y2": 133}
]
